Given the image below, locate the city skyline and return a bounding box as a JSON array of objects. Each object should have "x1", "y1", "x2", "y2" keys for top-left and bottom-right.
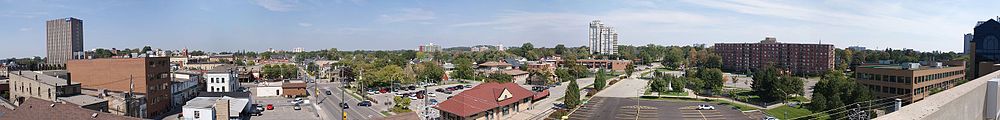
[{"x1": 1, "y1": 0, "x2": 997, "y2": 57}]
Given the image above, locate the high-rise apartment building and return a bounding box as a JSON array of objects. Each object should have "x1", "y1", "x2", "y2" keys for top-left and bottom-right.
[
  {"x1": 714, "y1": 37, "x2": 835, "y2": 75},
  {"x1": 419, "y1": 43, "x2": 442, "y2": 52},
  {"x1": 589, "y1": 20, "x2": 618, "y2": 55},
  {"x1": 46, "y1": 17, "x2": 84, "y2": 65}
]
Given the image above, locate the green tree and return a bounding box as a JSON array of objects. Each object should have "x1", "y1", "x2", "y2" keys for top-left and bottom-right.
[
  {"x1": 809, "y1": 93, "x2": 827, "y2": 111},
  {"x1": 417, "y1": 62, "x2": 446, "y2": 83},
  {"x1": 594, "y1": 69, "x2": 607, "y2": 91},
  {"x1": 556, "y1": 68, "x2": 574, "y2": 82},
  {"x1": 393, "y1": 96, "x2": 411, "y2": 108},
  {"x1": 554, "y1": 44, "x2": 566, "y2": 55},
  {"x1": 697, "y1": 68, "x2": 724, "y2": 92},
  {"x1": 141, "y1": 46, "x2": 152, "y2": 53},
  {"x1": 453, "y1": 57, "x2": 476, "y2": 80},
  {"x1": 564, "y1": 79, "x2": 581, "y2": 108},
  {"x1": 485, "y1": 73, "x2": 513, "y2": 83},
  {"x1": 752, "y1": 67, "x2": 804, "y2": 103}
]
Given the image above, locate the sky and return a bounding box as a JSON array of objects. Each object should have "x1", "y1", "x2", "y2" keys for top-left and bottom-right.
[{"x1": 0, "y1": 0, "x2": 996, "y2": 58}]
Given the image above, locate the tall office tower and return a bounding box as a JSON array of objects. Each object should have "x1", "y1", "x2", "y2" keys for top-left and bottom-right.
[
  {"x1": 971, "y1": 19, "x2": 1000, "y2": 78},
  {"x1": 589, "y1": 20, "x2": 618, "y2": 55},
  {"x1": 966, "y1": 33, "x2": 974, "y2": 54},
  {"x1": 46, "y1": 17, "x2": 84, "y2": 65}
]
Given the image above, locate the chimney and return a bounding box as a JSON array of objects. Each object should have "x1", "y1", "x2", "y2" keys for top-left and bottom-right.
[{"x1": 66, "y1": 73, "x2": 72, "y2": 85}]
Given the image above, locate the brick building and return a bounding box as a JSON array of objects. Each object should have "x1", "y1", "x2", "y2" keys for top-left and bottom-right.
[
  {"x1": 66, "y1": 57, "x2": 172, "y2": 118},
  {"x1": 714, "y1": 37, "x2": 834, "y2": 75},
  {"x1": 855, "y1": 61, "x2": 966, "y2": 103}
]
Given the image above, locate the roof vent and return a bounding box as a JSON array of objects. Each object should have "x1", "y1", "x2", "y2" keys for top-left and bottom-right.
[
  {"x1": 50, "y1": 104, "x2": 55, "y2": 107},
  {"x1": 92, "y1": 113, "x2": 98, "y2": 118}
]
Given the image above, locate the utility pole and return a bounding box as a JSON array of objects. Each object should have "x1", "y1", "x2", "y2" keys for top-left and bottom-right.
[
  {"x1": 127, "y1": 75, "x2": 136, "y2": 118},
  {"x1": 424, "y1": 76, "x2": 430, "y2": 119}
]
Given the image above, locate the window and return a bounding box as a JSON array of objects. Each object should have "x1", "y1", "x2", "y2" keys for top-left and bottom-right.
[{"x1": 194, "y1": 111, "x2": 200, "y2": 118}]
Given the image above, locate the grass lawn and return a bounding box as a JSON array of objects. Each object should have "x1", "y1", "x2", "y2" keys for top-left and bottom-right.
[
  {"x1": 764, "y1": 105, "x2": 826, "y2": 119},
  {"x1": 380, "y1": 111, "x2": 392, "y2": 116},
  {"x1": 662, "y1": 91, "x2": 688, "y2": 96},
  {"x1": 390, "y1": 106, "x2": 412, "y2": 113}
]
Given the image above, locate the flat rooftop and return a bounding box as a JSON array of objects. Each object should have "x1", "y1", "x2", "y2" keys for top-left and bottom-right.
[
  {"x1": 857, "y1": 64, "x2": 960, "y2": 71},
  {"x1": 58, "y1": 95, "x2": 107, "y2": 106},
  {"x1": 9, "y1": 71, "x2": 80, "y2": 86}
]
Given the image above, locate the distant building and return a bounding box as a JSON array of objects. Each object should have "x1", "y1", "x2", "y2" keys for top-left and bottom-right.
[
  {"x1": 46, "y1": 17, "x2": 84, "y2": 65},
  {"x1": 66, "y1": 57, "x2": 172, "y2": 118},
  {"x1": 965, "y1": 33, "x2": 974, "y2": 54},
  {"x1": 477, "y1": 61, "x2": 512, "y2": 72},
  {"x1": 419, "y1": 43, "x2": 442, "y2": 52},
  {"x1": 714, "y1": 37, "x2": 835, "y2": 75},
  {"x1": 543, "y1": 57, "x2": 633, "y2": 71},
  {"x1": 436, "y1": 82, "x2": 538, "y2": 120},
  {"x1": 589, "y1": 20, "x2": 618, "y2": 55},
  {"x1": 255, "y1": 81, "x2": 283, "y2": 97},
  {"x1": 281, "y1": 81, "x2": 307, "y2": 98},
  {"x1": 854, "y1": 61, "x2": 965, "y2": 103},
  {"x1": 293, "y1": 47, "x2": 305, "y2": 52},
  {"x1": 970, "y1": 19, "x2": 1000, "y2": 78},
  {"x1": 848, "y1": 46, "x2": 868, "y2": 51}
]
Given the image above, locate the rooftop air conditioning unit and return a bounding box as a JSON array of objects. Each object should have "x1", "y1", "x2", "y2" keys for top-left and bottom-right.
[{"x1": 901, "y1": 63, "x2": 920, "y2": 70}]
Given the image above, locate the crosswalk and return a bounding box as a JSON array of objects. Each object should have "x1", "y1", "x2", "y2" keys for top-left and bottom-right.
[{"x1": 679, "y1": 106, "x2": 727, "y2": 120}]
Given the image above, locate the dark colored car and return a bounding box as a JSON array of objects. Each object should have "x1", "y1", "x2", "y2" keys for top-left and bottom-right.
[
  {"x1": 357, "y1": 101, "x2": 372, "y2": 107},
  {"x1": 339, "y1": 103, "x2": 350, "y2": 109},
  {"x1": 325, "y1": 90, "x2": 333, "y2": 95},
  {"x1": 408, "y1": 86, "x2": 417, "y2": 91}
]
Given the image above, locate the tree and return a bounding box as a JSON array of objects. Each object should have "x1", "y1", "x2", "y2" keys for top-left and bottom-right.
[
  {"x1": 694, "y1": 68, "x2": 724, "y2": 93},
  {"x1": 453, "y1": 57, "x2": 476, "y2": 80},
  {"x1": 554, "y1": 44, "x2": 567, "y2": 55},
  {"x1": 485, "y1": 73, "x2": 513, "y2": 83},
  {"x1": 141, "y1": 46, "x2": 152, "y2": 53},
  {"x1": 809, "y1": 93, "x2": 828, "y2": 111},
  {"x1": 556, "y1": 68, "x2": 574, "y2": 82},
  {"x1": 417, "y1": 62, "x2": 446, "y2": 83},
  {"x1": 94, "y1": 48, "x2": 114, "y2": 58},
  {"x1": 393, "y1": 96, "x2": 411, "y2": 109},
  {"x1": 190, "y1": 50, "x2": 207, "y2": 56},
  {"x1": 703, "y1": 54, "x2": 723, "y2": 69},
  {"x1": 564, "y1": 79, "x2": 581, "y2": 108},
  {"x1": 751, "y1": 67, "x2": 805, "y2": 103},
  {"x1": 594, "y1": 69, "x2": 607, "y2": 91}
]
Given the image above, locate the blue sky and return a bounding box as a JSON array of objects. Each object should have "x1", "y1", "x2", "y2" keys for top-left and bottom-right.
[{"x1": 0, "y1": 0, "x2": 995, "y2": 58}]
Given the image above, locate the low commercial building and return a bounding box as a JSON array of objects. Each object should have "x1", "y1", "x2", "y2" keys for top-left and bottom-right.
[
  {"x1": 0, "y1": 97, "x2": 140, "y2": 120},
  {"x1": 7, "y1": 71, "x2": 108, "y2": 112},
  {"x1": 478, "y1": 61, "x2": 512, "y2": 72},
  {"x1": 436, "y1": 82, "x2": 536, "y2": 120},
  {"x1": 282, "y1": 81, "x2": 307, "y2": 98},
  {"x1": 855, "y1": 61, "x2": 966, "y2": 103},
  {"x1": 206, "y1": 70, "x2": 239, "y2": 93},
  {"x1": 500, "y1": 70, "x2": 529, "y2": 84},
  {"x1": 545, "y1": 58, "x2": 632, "y2": 71},
  {"x1": 255, "y1": 82, "x2": 283, "y2": 97},
  {"x1": 182, "y1": 96, "x2": 252, "y2": 120},
  {"x1": 171, "y1": 77, "x2": 201, "y2": 109}
]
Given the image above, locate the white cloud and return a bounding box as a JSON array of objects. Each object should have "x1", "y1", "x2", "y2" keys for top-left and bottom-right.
[
  {"x1": 17, "y1": 28, "x2": 29, "y2": 32},
  {"x1": 377, "y1": 8, "x2": 436, "y2": 23},
  {"x1": 298, "y1": 22, "x2": 313, "y2": 27},
  {"x1": 253, "y1": 0, "x2": 298, "y2": 12}
]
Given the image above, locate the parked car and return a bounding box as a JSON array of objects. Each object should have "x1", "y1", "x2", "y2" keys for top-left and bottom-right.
[
  {"x1": 435, "y1": 88, "x2": 445, "y2": 92},
  {"x1": 552, "y1": 102, "x2": 568, "y2": 109},
  {"x1": 266, "y1": 104, "x2": 274, "y2": 110},
  {"x1": 696, "y1": 104, "x2": 715, "y2": 110},
  {"x1": 430, "y1": 99, "x2": 439, "y2": 105},
  {"x1": 339, "y1": 103, "x2": 350, "y2": 109},
  {"x1": 428, "y1": 92, "x2": 437, "y2": 97},
  {"x1": 762, "y1": 116, "x2": 778, "y2": 120},
  {"x1": 358, "y1": 101, "x2": 372, "y2": 107},
  {"x1": 443, "y1": 90, "x2": 453, "y2": 94},
  {"x1": 293, "y1": 105, "x2": 301, "y2": 110},
  {"x1": 408, "y1": 86, "x2": 417, "y2": 90},
  {"x1": 325, "y1": 91, "x2": 333, "y2": 95},
  {"x1": 409, "y1": 96, "x2": 418, "y2": 100},
  {"x1": 416, "y1": 94, "x2": 425, "y2": 99}
]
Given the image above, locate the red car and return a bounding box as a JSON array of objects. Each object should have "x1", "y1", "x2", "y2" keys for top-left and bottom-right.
[
  {"x1": 266, "y1": 104, "x2": 274, "y2": 110},
  {"x1": 380, "y1": 89, "x2": 389, "y2": 93}
]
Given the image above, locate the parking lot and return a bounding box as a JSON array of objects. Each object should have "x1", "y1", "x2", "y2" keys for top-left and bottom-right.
[
  {"x1": 365, "y1": 83, "x2": 481, "y2": 118},
  {"x1": 252, "y1": 96, "x2": 322, "y2": 120},
  {"x1": 568, "y1": 97, "x2": 750, "y2": 120}
]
